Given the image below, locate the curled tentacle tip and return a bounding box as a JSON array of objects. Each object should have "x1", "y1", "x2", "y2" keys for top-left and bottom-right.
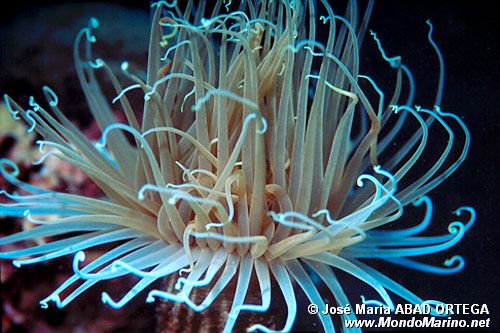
[
  {"x1": 35, "y1": 140, "x2": 45, "y2": 152},
  {"x1": 43, "y1": 86, "x2": 59, "y2": 107},
  {"x1": 101, "y1": 292, "x2": 120, "y2": 308},
  {"x1": 444, "y1": 255, "x2": 464, "y2": 267},
  {"x1": 360, "y1": 295, "x2": 392, "y2": 310},
  {"x1": 423, "y1": 300, "x2": 453, "y2": 316},
  {"x1": 89, "y1": 17, "x2": 99, "y2": 29},
  {"x1": 89, "y1": 58, "x2": 105, "y2": 68},
  {"x1": 311, "y1": 211, "x2": 322, "y2": 218},
  {"x1": 455, "y1": 207, "x2": 476, "y2": 230},
  {"x1": 75, "y1": 250, "x2": 86, "y2": 262},
  {"x1": 356, "y1": 176, "x2": 366, "y2": 187},
  {"x1": 28, "y1": 96, "x2": 40, "y2": 110},
  {"x1": 256, "y1": 116, "x2": 268, "y2": 134},
  {"x1": 453, "y1": 206, "x2": 475, "y2": 216},
  {"x1": 151, "y1": 0, "x2": 177, "y2": 9},
  {"x1": 412, "y1": 195, "x2": 427, "y2": 207},
  {"x1": 101, "y1": 292, "x2": 110, "y2": 303},
  {"x1": 200, "y1": 18, "x2": 213, "y2": 28},
  {"x1": 178, "y1": 267, "x2": 191, "y2": 276},
  {"x1": 390, "y1": 104, "x2": 399, "y2": 112},
  {"x1": 447, "y1": 221, "x2": 464, "y2": 234},
  {"x1": 267, "y1": 211, "x2": 283, "y2": 223}
]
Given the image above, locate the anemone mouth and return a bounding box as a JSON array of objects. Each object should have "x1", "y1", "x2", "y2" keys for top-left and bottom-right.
[{"x1": 0, "y1": 0, "x2": 475, "y2": 332}]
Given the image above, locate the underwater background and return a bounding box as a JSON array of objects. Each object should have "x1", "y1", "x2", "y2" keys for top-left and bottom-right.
[{"x1": 0, "y1": 0, "x2": 498, "y2": 332}]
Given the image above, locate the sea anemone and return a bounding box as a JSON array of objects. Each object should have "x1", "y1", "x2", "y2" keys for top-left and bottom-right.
[{"x1": 1, "y1": 0, "x2": 475, "y2": 332}]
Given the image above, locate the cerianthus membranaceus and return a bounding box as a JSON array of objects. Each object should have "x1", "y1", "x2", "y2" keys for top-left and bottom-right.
[{"x1": 1, "y1": 1, "x2": 475, "y2": 332}]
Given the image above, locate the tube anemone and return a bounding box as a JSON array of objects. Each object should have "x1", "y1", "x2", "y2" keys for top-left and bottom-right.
[{"x1": 1, "y1": 1, "x2": 475, "y2": 332}]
